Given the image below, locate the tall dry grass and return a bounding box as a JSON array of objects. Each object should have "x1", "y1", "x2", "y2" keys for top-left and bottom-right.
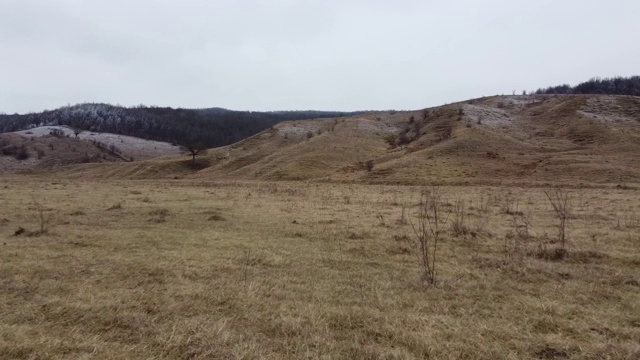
[{"x1": 0, "y1": 178, "x2": 639, "y2": 359}]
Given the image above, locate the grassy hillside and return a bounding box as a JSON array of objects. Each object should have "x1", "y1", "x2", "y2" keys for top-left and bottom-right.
[
  {"x1": 42, "y1": 94, "x2": 640, "y2": 186},
  {"x1": 0, "y1": 103, "x2": 368, "y2": 150}
]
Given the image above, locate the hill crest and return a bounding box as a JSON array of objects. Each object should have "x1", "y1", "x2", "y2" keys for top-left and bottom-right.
[{"x1": 35, "y1": 94, "x2": 640, "y2": 186}]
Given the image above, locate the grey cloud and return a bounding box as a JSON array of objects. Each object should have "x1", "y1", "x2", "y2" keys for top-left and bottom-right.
[{"x1": 1, "y1": 0, "x2": 639, "y2": 113}]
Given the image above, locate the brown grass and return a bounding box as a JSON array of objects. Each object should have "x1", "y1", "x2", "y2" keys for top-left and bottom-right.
[
  {"x1": 1, "y1": 177, "x2": 639, "y2": 359},
  {"x1": 27, "y1": 95, "x2": 640, "y2": 187}
]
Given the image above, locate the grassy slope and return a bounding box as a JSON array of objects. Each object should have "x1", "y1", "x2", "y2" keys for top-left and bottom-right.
[{"x1": 36, "y1": 94, "x2": 640, "y2": 186}]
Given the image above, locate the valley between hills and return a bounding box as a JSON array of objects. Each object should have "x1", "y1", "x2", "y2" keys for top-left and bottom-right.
[{"x1": 1, "y1": 94, "x2": 639, "y2": 359}]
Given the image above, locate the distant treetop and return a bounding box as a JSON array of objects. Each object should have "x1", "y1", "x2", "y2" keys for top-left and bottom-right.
[{"x1": 535, "y1": 76, "x2": 640, "y2": 96}]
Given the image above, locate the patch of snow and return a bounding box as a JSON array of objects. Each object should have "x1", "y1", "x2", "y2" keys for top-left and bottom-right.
[
  {"x1": 13, "y1": 126, "x2": 181, "y2": 160},
  {"x1": 462, "y1": 104, "x2": 514, "y2": 129}
]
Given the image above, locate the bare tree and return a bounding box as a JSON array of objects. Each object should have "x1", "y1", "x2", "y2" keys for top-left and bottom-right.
[
  {"x1": 72, "y1": 128, "x2": 83, "y2": 138},
  {"x1": 180, "y1": 141, "x2": 208, "y2": 163}
]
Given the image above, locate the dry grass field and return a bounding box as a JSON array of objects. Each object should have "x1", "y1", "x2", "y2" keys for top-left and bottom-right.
[{"x1": 1, "y1": 178, "x2": 639, "y2": 359}]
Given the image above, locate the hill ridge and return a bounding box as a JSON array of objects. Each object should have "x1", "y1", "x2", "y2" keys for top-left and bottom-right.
[{"x1": 22, "y1": 94, "x2": 637, "y2": 186}]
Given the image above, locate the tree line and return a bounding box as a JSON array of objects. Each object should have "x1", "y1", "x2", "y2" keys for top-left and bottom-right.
[
  {"x1": 0, "y1": 104, "x2": 368, "y2": 149},
  {"x1": 535, "y1": 76, "x2": 640, "y2": 96}
]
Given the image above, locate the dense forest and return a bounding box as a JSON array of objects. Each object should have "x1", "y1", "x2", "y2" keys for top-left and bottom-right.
[
  {"x1": 535, "y1": 76, "x2": 640, "y2": 96},
  {"x1": 0, "y1": 104, "x2": 367, "y2": 148}
]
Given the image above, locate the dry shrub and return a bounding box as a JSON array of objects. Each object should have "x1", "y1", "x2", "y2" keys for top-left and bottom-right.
[
  {"x1": 451, "y1": 199, "x2": 469, "y2": 237},
  {"x1": 107, "y1": 202, "x2": 122, "y2": 210},
  {"x1": 149, "y1": 209, "x2": 169, "y2": 216},
  {"x1": 544, "y1": 188, "x2": 571, "y2": 251},
  {"x1": 409, "y1": 187, "x2": 449, "y2": 286},
  {"x1": 208, "y1": 213, "x2": 226, "y2": 221}
]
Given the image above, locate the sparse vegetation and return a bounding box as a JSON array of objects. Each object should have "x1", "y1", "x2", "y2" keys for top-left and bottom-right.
[
  {"x1": 48, "y1": 128, "x2": 65, "y2": 137},
  {"x1": 72, "y1": 127, "x2": 83, "y2": 138},
  {"x1": 364, "y1": 159, "x2": 374, "y2": 172},
  {"x1": 408, "y1": 188, "x2": 449, "y2": 286},
  {"x1": 15, "y1": 145, "x2": 30, "y2": 160},
  {"x1": 544, "y1": 188, "x2": 572, "y2": 254},
  {"x1": 0, "y1": 180, "x2": 639, "y2": 358}
]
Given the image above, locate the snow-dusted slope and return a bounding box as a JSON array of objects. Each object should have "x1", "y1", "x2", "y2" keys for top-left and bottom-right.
[{"x1": 15, "y1": 126, "x2": 181, "y2": 161}]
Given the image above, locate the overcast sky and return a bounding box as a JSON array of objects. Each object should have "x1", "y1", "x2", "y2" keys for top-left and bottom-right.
[{"x1": 1, "y1": 0, "x2": 638, "y2": 114}]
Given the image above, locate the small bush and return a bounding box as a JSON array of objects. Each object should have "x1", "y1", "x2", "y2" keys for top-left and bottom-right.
[
  {"x1": 1, "y1": 144, "x2": 17, "y2": 156},
  {"x1": 149, "y1": 209, "x2": 169, "y2": 217},
  {"x1": 365, "y1": 160, "x2": 374, "y2": 172},
  {"x1": 49, "y1": 128, "x2": 65, "y2": 137},
  {"x1": 15, "y1": 146, "x2": 30, "y2": 160},
  {"x1": 395, "y1": 132, "x2": 411, "y2": 146},
  {"x1": 208, "y1": 213, "x2": 226, "y2": 221},
  {"x1": 451, "y1": 200, "x2": 469, "y2": 237},
  {"x1": 107, "y1": 203, "x2": 122, "y2": 211},
  {"x1": 385, "y1": 134, "x2": 397, "y2": 147}
]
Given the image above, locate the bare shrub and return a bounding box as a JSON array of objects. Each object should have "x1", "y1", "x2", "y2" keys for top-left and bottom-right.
[
  {"x1": 436, "y1": 125, "x2": 453, "y2": 142},
  {"x1": 408, "y1": 188, "x2": 450, "y2": 286},
  {"x1": 451, "y1": 199, "x2": 468, "y2": 237},
  {"x1": 35, "y1": 201, "x2": 51, "y2": 235},
  {"x1": 107, "y1": 202, "x2": 122, "y2": 211},
  {"x1": 149, "y1": 208, "x2": 170, "y2": 223},
  {"x1": 502, "y1": 189, "x2": 521, "y2": 215},
  {"x1": 49, "y1": 128, "x2": 65, "y2": 137},
  {"x1": 149, "y1": 209, "x2": 170, "y2": 217},
  {"x1": 15, "y1": 145, "x2": 30, "y2": 160},
  {"x1": 503, "y1": 211, "x2": 533, "y2": 264},
  {"x1": 471, "y1": 193, "x2": 489, "y2": 236},
  {"x1": 396, "y1": 203, "x2": 408, "y2": 225},
  {"x1": 208, "y1": 213, "x2": 226, "y2": 221},
  {"x1": 365, "y1": 160, "x2": 374, "y2": 172},
  {"x1": 20, "y1": 200, "x2": 54, "y2": 237},
  {"x1": 374, "y1": 209, "x2": 386, "y2": 227},
  {"x1": 1, "y1": 144, "x2": 17, "y2": 156},
  {"x1": 544, "y1": 189, "x2": 571, "y2": 253},
  {"x1": 395, "y1": 131, "x2": 411, "y2": 146},
  {"x1": 384, "y1": 134, "x2": 397, "y2": 148}
]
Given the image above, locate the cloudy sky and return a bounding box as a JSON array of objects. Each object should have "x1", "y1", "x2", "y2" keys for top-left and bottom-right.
[{"x1": 1, "y1": 0, "x2": 638, "y2": 113}]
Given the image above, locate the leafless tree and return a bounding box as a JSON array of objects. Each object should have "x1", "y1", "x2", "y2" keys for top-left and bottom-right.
[{"x1": 180, "y1": 142, "x2": 208, "y2": 163}]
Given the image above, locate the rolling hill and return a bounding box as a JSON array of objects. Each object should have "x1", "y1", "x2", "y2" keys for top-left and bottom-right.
[
  {"x1": 36, "y1": 94, "x2": 640, "y2": 186},
  {"x1": 0, "y1": 103, "x2": 368, "y2": 149}
]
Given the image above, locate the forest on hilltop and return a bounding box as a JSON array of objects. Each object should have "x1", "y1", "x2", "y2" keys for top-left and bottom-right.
[
  {"x1": 0, "y1": 104, "x2": 367, "y2": 148},
  {"x1": 535, "y1": 76, "x2": 640, "y2": 96}
]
